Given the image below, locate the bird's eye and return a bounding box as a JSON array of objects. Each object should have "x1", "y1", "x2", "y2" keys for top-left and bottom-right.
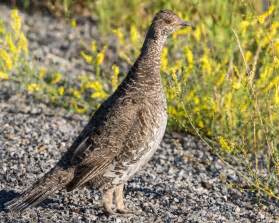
[{"x1": 164, "y1": 18, "x2": 172, "y2": 24}]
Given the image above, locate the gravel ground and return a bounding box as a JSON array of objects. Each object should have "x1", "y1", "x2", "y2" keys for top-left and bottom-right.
[{"x1": 0, "y1": 4, "x2": 278, "y2": 223}]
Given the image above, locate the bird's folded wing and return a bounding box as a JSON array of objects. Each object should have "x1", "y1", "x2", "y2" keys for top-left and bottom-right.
[{"x1": 67, "y1": 100, "x2": 145, "y2": 189}]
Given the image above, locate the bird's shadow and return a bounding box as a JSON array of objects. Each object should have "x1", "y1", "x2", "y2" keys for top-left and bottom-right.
[{"x1": 0, "y1": 190, "x2": 19, "y2": 212}]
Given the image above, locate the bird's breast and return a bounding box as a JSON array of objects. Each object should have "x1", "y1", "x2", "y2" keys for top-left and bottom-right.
[{"x1": 104, "y1": 108, "x2": 168, "y2": 184}]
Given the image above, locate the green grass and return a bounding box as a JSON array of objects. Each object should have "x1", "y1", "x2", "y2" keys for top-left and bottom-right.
[{"x1": 1, "y1": 0, "x2": 279, "y2": 199}]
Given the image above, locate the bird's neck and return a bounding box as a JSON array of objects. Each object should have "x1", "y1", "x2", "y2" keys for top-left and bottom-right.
[{"x1": 129, "y1": 29, "x2": 166, "y2": 85}]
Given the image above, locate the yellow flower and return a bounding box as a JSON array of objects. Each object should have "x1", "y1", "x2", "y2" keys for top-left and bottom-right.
[
  {"x1": 256, "y1": 66, "x2": 273, "y2": 88},
  {"x1": 0, "y1": 71, "x2": 8, "y2": 80},
  {"x1": 72, "y1": 89, "x2": 82, "y2": 99},
  {"x1": 257, "y1": 5, "x2": 275, "y2": 24},
  {"x1": 27, "y1": 83, "x2": 40, "y2": 93},
  {"x1": 86, "y1": 80, "x2": 108, "y2": 99},
  {"x1": 96, "y1": 52, "x2": 104, "y2": 65},
  {"x1": 260, "y1": 66, "x2": 273, "y2": 79},
  {"x1": 224, "y1": 92, "x2": 233, "y2": 109},
  {"x1": 218, "y1": 136, "x2": 233, "y2": 153},
  {"x1": 0, "y1": 49, "x2": 13, "y2": 71},
  {"x1": 232, "y1": 82, "x2": 241, "y2": 90},
  {"x1": 193, "y1": 97, "x2": 200, "y2": 104},
  {"x1": 173, "y1": 27, "x2": 191, "y2": 39},
  {"x1": 86, "y1": 81, "x2": 103, "y2": 91},
  {"x1": 72, "y1": 101, "x2": 87, "y2": 113},
  {"x1": 186, "y1": 90, "x2": 195, "y2": 100},
  {"x1": 91, "y1": 91, "x2": 107, "y2": 99},
  {"x1": 10, "y1": 9, "x2": 21, "y2": 36},
  {"x1": 260, "y1": 27, "x2": 276, "y2": 47},
  {"x1": 274, "y1": 57, "x2": 279, "y2": 69},
  {"x1": 193, "y1": 107, "x2": 200, "y2": 113},
  {"x1": 112, "y1": 28, "x2": 125, "y2": 45},
  {"x1": 239, "y1": 20, "x2": 250, "y2": 33},
  {"x1": 70, "y1": 19, "x2": 77, "y2": 28},
  {"x1": 197, "y1": 120, "x2": 204, "y2": 128},
  {"x1": 274, "y1": 41, "x2": 279, "y2": 57},
  {"x1": 51, "y1": 72, "x2": 62, "y2": 84},
  {"x1": 161, "y1": 47, "x2": 168, "y2": 71},
  {"x1": 271, "y1": 21, "x2": 279, "y2": 30},
  {"x1": 167, "y1": 106, "x2": 177, "y2": 116},
  {"x1": 91, "y1": 41, "x2": 97, "y2": 53},
  {"x1": 6, "y1": 34, "x2": 17, "y2": 55},
  {"x1": 111, "y1": 64, "x2": 120, "y2": 90},
  {"x1": 244, "y1": 51, "x2": 252, "y2": 63},
  {"x1": 39, "y1": 67, "x2": 47, "y2": 79},
  {"x1": 193, "y1": 25, "x2": 202, "y2": 41},
  {"x1": 58, "y1": 87, "x2": 64, "y2": 96},
  {"x1": 201, "y1": 54, "x2": 212, "y2": 74},
  {"x1": 184, "y1": 47, "x2": 194, "y2": 65},
  {"x1": 216, "y1": 73, "x2": 225, "y2": 86},
  {"x1": 96, "y1": 47, "x2": 106, "y2": 65},
  {"x1": 80, "y1": 51, "x2": 93, "y2": 64},
  {"x1": 264, "y1": 75, "x2": 279, "y2": 92},
  {"x1": 130, "y1": 24, "x2": 139, "y2": 45},
  {"x1": 18, "y1": 33, "x2": 28, "y2": 55},
  {"x1": 171, "y1": 68, "x2": 178, "y2": 82}
]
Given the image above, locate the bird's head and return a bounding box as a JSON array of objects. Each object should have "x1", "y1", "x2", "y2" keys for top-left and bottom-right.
[{"x1": 150, "y1": 10, "x2": 193, "y2": 39}]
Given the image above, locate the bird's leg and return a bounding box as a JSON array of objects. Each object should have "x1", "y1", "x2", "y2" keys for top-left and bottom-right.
[
  {"x1": 102, "y1": 188, "x2": 116, "y2": 215},
  {"x1": 115, "y1": 184, "x2": 134, "y2": 214}
]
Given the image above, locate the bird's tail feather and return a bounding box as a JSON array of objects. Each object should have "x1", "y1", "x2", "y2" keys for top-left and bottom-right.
[{"x1": 5, "y1": 167, "x2": 75, "y2": 212}]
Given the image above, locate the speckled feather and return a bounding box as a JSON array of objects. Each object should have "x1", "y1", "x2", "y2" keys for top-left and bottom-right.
[{"x1": 5, "y1": 10, "x2": 188, "y2": 212}]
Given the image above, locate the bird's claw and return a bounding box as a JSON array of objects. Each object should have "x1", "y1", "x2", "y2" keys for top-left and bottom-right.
[
  {"x1": 116, "y1": 207, "x2": 140, "y2": 215},
  {"x1": 104, "y1": 207, "x2": 117, "y2": 215}
]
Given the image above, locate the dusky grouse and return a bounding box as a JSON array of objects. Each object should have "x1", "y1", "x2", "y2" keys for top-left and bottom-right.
[{"x1": 6, "y1": 10, "x2": 192, "y2": 214}]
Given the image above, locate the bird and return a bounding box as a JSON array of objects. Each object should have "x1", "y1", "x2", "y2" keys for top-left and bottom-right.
[{"x1": 5, "y1": 10, "x2": 192, "y2": 215}]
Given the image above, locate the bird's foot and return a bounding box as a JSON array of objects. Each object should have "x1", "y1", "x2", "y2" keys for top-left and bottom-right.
[
  {"x1": 104, "y1": 206, "x2": 136, "y2": 216},
  {"x1": 116, "y1": 207, "x2": 138, "y2": 215},
  {"x1": 102, "y1": 184, "x2": 139, "y2": 216},
  {"x1": 103, "y1": 188, "x2": 117, "y2": 215},
  {"x1": 114, "y1": 184, "x2": 138, "y2": 215},
  {"x1": 103, "y1": 204, "x2": 117, "y2": 215}
]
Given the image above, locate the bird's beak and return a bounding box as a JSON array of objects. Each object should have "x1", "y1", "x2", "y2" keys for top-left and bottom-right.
[{"x1": 179, "y1": 20, "x2": 195, "y2": 28}]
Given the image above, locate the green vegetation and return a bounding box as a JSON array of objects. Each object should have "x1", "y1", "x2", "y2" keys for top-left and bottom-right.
[{"x1": 1, "y1": 0, "x2": 279, "y2": 199}]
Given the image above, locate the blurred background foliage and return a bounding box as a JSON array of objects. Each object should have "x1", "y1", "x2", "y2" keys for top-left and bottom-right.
[{"x1": 0, "y1": 0, "x2": 278, "y2": 199}]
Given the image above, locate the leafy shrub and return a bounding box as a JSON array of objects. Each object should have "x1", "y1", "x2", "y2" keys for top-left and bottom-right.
[{"x1": 0, "y1": 10, "x2": 28, "y2": 80}]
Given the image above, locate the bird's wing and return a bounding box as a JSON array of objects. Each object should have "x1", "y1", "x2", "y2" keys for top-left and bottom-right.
[{"x1": 67, "y1": 96, "x2": 145, "y2": 189}]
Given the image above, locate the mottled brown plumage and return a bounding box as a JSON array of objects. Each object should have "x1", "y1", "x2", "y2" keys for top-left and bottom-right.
[{"x1": 6, "y1": 10, "x2": 192, "y2": 214}]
